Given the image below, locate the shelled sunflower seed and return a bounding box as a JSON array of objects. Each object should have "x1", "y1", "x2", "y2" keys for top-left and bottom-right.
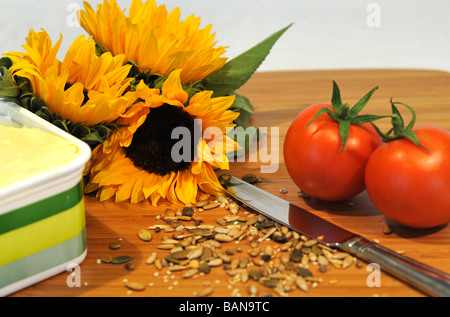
[{"x1": 104, "y1": 192, "x2": 363, "y2": 296}]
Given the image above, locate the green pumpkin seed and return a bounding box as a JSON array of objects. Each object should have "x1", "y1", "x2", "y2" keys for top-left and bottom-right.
[
  {"x1": 198, "y1": 260, "x2": 211, "y2": 274},
  {"x1": 294, "y1": 267, "x2": 313, "y2": 277},
  {"x1": 248, "y1": 269, "x2": 262, "y2": 281},
  {"x1": 260, "y1": 278, "x2": 280, "y2": 288},
  {"x1": 111, "y1": 255, "x2": 134, "y2": 264},
  {"x1": 109, "y1": 242, "x2": 121, "y2": 250},
  {"x1": 290, "y1": 249, "x2": 302, "y2": 262}
]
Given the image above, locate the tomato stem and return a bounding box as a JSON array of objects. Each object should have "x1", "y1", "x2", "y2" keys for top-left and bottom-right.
[
  {"x1": 370, "y1": 100, "x2": 429, "y2": 151},
  {"x1": 307, "y1": 81, "x2": 387, "y2": 152}
]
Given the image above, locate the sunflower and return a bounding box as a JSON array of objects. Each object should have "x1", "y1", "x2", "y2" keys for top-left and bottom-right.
[
  {"x1": 78, "y1": 0, "x2": 228, "y2": 84},
  {"x1": 5, "y1": 29, "x2": 149, "y2": 128},
  {"x1": 85, "y1": 69, "x2": 240, "y2": 205}
]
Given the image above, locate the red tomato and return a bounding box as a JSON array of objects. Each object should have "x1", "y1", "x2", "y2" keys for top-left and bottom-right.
[
  {"x1": 365, "y1": 125, "x2": 450, "y2": 228},
  {"x1": 284, "y1": 103, "x2": 381, "y2": 201}
]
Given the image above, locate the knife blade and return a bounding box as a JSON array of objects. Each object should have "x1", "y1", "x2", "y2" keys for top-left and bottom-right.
[{"x1": 219, "y1": 174, "x2": 450, "y2": 297}]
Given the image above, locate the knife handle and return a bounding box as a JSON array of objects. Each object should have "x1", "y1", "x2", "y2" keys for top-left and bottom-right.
[{"x1": 341, "y1": 236, "x2": 450, "y2": 297}]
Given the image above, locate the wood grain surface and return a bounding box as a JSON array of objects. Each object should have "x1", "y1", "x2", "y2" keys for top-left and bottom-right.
[{"x1": 9, "y1": 69, "x2": 450, "y2": 298}]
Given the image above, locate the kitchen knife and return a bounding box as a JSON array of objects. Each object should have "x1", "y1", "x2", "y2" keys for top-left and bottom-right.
[{"x1": 218, "y1": 174, "x2": 450, "y2": 297}]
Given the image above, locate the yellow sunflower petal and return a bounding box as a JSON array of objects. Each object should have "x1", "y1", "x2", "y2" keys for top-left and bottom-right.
[
  {"x1": 196, "y1": 163, "x2": 226, "y2": 197},
  {"x1": 175, "y1": 171, "x2": 197, "y2": 205},
  {"x1": 79, "y1": 0, "x2": 228, "y2": 84},
  {"x1": 98, "y1": 186, "x2": 119, "y2": 202},
  {"x1": 161, "y1": 69, "x2": 188, "y2": 104}
]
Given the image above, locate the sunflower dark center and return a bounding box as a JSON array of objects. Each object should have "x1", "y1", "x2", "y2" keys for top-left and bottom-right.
[{"x1": 124, "y1": 104, "x2": 199, "y2": 176}]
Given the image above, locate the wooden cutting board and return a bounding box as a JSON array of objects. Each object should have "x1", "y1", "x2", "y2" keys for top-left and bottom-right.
[{"x1": 9, "y1": 69, "x2": 450, "y2": 298}]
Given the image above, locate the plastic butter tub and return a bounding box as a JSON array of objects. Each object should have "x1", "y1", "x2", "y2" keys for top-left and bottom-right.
[{"x1": 0, "y1": 100, "x2": 91, "y2": 296}]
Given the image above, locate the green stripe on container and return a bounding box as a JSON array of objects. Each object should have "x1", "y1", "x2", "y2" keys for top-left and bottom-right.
[
  {"x1": 0, "y1": 182, "x2": 83, "y2": 235},
  {"x1": 0, "y1": 228, "x2": 86, "y2": 288}
]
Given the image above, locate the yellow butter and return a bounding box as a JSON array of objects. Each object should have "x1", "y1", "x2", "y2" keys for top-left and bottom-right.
[{"x1": 0, "y1": 125, "x2": 79, "y2": 189}]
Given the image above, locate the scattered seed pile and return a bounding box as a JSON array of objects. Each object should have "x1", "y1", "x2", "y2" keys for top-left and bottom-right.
[{"x1": 97, "y1": 193, "x2": 364, "y2": 297}]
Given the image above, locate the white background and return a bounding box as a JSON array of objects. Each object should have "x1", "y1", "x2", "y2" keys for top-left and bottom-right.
[{"x1": 1, "y1": 0, "x2": 450, "y2": 72}]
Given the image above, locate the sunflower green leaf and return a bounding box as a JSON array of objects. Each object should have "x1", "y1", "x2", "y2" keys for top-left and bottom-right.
[{"x1": 201, "y1": 24, "x2": 292, "y2": 97}]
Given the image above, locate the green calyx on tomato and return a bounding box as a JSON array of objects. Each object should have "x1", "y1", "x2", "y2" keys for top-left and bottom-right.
[
  {"x1": 307, "y1": 81, "x2": 388, "y2": 152},
  {"x1": 370, "y1": 99, "x2": 429, "y2": 151}
]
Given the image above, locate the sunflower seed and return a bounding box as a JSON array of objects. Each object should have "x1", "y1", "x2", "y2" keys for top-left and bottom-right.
[
  {"x1": 215, "y1": 233, "x2": 234, "y2": 242},
  {"x1": 295, "y1": 276, "x2": 309, "y2": 292},
  {"x1": 158, "y1": 244, "x2": 175, "y2": 250},
  {"x1": 187, "y1": 248, "x2": 203, "y2": 259},
  {"x1": 317, "y1": 255, "x2": 329, "y2": 267},
  {"x1": 303, "y1": 239, "x2": 318, "y2": 247},
  {"x1": 329, "y1": 259, "x2": 343, "y2": 268},
  {"x1": 308, "y1": 251, "x2": 317, "y2": 262},
  {"x1": 154, "y1": 259, "x2": 163, "y2": 270},
  {"x1": 217, "y1": 252, "x2": 231, "y2": 263},
  {"x1": 215, "y1": 195, "x2": 229, "y2": 204},
  {"x1": 197, "y1": 286, "x2": 214, "y2": 297},
  {"x1": 146, "y1": 252, "x2": 157, "y2": 264},
  {"x1": 168, "y1": 265, "x2": 187, "y2": 271},
  {"x1": 342, "y1": 255, "x2": 354, "y2": 269},
  {"x1": 124, "y1": 281, "x2": 145, "y2": 291},
  {"x1": 259, "y1": 227, "x2": 277, "y2": 242},
  {"x1": 240, "y1": 269, "x2": 249, "y2": 283},
  {"x1": 264, "y1": 245, "x2": 273, "y2": 256},
  {"x1": 248, "y1": 284, "x2": 258, "y2": 296},
  {"x1": 279, "y1": 188, "x2": 288, "y2": 194},
  {"x1": 228, "y1": 202, "x2": 239, "y2": 214},
  {"x1": 187, "y1": 228, "x2": 214, "y2": 237},
  {"x1": 196, "y1": 199, "x2": 210, "y2": 207},
  {"x1": 280, "y1": 241, "x2": 293, "y2": 251},
  {"x1": 239, "y1": 257, "x2": 250, "y2": 268},
  {"x1": 294, "y1": 241, "x2": 304, "y2": 250},
  {"x1": 331, "y1": 252, "x2": 349, "y2": 259},
  {"x1": 182, "y1": 268, "x2": 199, "y2": 278},
  {"x1": 305, "y1": 276, "x2": 323, "y2": 283},
  {"x1": 280, "y1": 253, "x2": 290, "y2": 264},
  {"x1": 203, "y1": 202, "x2": 220, "y2": 210},
  {"x1": 199, "y1": 193, "x2": 211, "y2": 201},
  {"x1": 214, "y1": 227, "x2": 229, "y2": 234},
  {"x1": 208, "y1": 258, "x2": 223, "y2": 267},
  {"x1": 249, "y1": 247, "x2": 261, "y2": 257}
]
